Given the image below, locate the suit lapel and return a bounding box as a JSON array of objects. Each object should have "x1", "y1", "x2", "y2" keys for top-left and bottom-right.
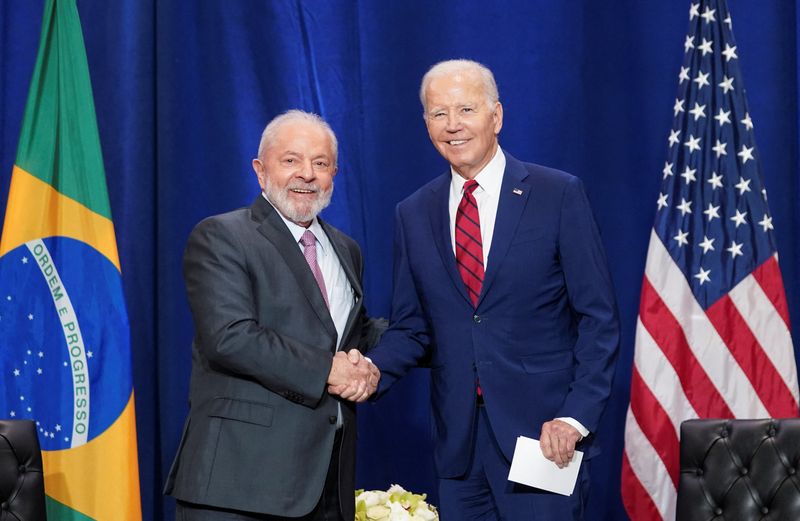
[
  {"x1": 319, "y1": 219, "x2": 364, "y2": 347},
  {"x1": 252, "y1": 197, "x2": 337, "y2": 339},
  {"x1": 478, "y1": 154, "x2": 531, "y2": 307},
  {"x1": 428, "y1": 173, "x2": 472, "y2": 305}
]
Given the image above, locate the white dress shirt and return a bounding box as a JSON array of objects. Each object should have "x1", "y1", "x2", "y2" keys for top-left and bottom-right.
[
  {"x1": 448, "y1": 146, "x2": 505, "y2": 268},
  {"x1": 446, "y1": 150, "x2": 589, "y2": 439}
]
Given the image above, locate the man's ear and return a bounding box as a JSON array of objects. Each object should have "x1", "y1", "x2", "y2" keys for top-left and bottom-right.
[
  {"x1": 252, "y1": 158, "x2": 267, "y2": 190},
  {"x1": 493, "y1": 101, "x2": 504, "y2": 135}
]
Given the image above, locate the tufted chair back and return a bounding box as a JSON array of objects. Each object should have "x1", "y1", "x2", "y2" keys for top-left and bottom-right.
[
  {"x1": 0, "y1": 420, "x2": 46, "y2": 521},
  {"x1": 677, "y1": 418, "x2": 800, "y2": 521}
]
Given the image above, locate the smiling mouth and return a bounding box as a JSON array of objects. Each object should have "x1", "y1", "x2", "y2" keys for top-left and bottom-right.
[
  {"x1": 447, "y1": 140, "x2": 468, "y2": 146},
  {"x1": 290, "y1": 188, "x2": 317, "y2": 194}
]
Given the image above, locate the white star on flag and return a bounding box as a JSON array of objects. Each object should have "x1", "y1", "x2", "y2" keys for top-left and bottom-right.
[
  {"x1": 677, "y1": 198, "x2": 693, "y2": 215},
  {"x1": 673, "y1": 229, "x2": 689, "y2": 246},
  {"x1": 741, "y1": 113, "x2": 754, "y2": 130},
  {"x1": 718, "y1": 76, "x2": 734, "y2": 94},
  {"x1": 684, "y1": 135, "x2": 701, "y2": 152},
  {"x1": 694, "y1": 266, "x2": 711, "y2": 284},
  {"x1": 722, "y1": 43, "x2": 738, "y2": 61},
  {"x1": 726, "y1": 240, "x2": 743, "y2": 258},
  {"x1": 674, "y1": 99, "x2": 685, "y2": 116},
  {"x1": 703, "y1": 203, "x2": 720, "y2": 221},
  {"x1": 712, "y1": 139, "x2": 727, "y2": 158},
  {"x1": 730, "y1": 209, "x2": 747, "y2": 227},
  {"x1": 707, "y1": 171, "x2": 724, "y2": 189},
  {"x1": 699, "y1": 235, "x2": 715, "y2": 253},
  {"x1": 680, "y1": 166, "x2": 697, "y2": 184},
  {"x1": 668, "y1": 129, "x2": 681, "y2": 146},
  {"x1": 694, "y1": 70, "x2": 710, "y2": 88},
  {"x1": 714, "y1": 107, "x2": 731, "y2": 126},
  {"x1": 735, "y1": 177, "x2": 752, "y2": 195},
  {"x1": 689, "y1": 102, "x2": 706, "y2": 121},
  {"x1": 738, "y1": 144, "x2": 754, "y2": 164}
]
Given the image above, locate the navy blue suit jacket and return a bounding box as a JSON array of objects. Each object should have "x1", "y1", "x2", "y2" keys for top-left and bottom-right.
[{"x1": 369, "y1": 152, "x2": 620, "y2": 479}]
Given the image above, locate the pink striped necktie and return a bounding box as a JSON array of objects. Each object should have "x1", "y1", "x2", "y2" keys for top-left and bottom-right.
[{"x1": 300, "y1": 230, "x2": 329, "y2": 308}]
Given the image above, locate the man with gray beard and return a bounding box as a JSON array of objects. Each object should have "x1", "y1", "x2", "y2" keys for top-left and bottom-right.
[{"x1": 165, "y1": 110, "x2": 385, "y2": 521}]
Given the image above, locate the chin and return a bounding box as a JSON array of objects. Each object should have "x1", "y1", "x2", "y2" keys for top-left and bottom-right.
[
  {"x1": 283, "y1": 203, "x2": 317, "y2": 224},
  {"x1": 266, "y1": 181, "x2": 333, "y2": 225}
]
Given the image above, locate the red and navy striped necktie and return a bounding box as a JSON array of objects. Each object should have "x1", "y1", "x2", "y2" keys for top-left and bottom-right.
[{"x1": 455, "y1": 179, "x2": 484, "y2": 307}]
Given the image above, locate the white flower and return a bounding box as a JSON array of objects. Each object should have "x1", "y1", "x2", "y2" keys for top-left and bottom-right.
[
  {"x1": 387, "y1": 502, "x2": 410, "y2": 520},
  {"x1": 365, "y1": 504, "x2": 391, "y2": 520},
  {"x1": 411, "y1": 505, "x2": 437, "y2": 521},
  {"x1": 355, "y1": 485, "x2": 439, "y2": 521},
  {"x1": 358, "y1": 490, "x2": 388, "y2": 507}
]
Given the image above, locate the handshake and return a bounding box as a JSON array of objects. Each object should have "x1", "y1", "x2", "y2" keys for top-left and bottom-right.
[{"x1": 327, "y1": 349, "x2": 380, "y2": 402}]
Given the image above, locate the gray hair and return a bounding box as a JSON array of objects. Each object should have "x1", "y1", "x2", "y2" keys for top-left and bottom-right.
[
  {"x1": 257, "y1": 109, "x2": 338, "y2": 166},
  {"x1": 419, "y1": 59, "x2": 499, "y2": 114}
]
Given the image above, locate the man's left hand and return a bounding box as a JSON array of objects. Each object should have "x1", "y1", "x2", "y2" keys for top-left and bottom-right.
[{"x1": 540, "y1": 419, "x2": 582, "y2": 468}]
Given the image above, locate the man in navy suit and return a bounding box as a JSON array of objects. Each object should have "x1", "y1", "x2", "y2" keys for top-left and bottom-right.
[{"x1": 366, "y1": 60, "x2": 620, "y2": 519}]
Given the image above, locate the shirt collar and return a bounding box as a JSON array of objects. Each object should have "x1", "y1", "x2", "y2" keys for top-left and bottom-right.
[
  {"x1": 262, "y1": 192, "x2": 329, "y2": 254},
  {"x1": 449, "y1": 146, "x2": 506, "y2": 197}
]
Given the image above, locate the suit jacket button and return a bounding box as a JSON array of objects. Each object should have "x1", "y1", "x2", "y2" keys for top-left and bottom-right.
[
  {"x1": 473, "y1": 314, "x2": 481, "y2": 324},
  {"x1": 329, "y1": 415, "x2": 337, "y2": 424}
]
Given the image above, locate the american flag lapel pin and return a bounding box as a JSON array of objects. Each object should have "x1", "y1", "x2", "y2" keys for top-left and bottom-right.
[{"x1": 512, "y1": 188, "x2": 523, "y2": 195}]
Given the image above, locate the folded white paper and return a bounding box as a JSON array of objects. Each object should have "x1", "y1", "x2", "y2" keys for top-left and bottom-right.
[{"x1": 507, "y1": 436, "x2": 583, "y2": 496}]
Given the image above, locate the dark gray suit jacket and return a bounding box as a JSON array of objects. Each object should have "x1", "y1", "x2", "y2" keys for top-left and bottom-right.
[{"x1": 164, "y1": 196, "x2": 384, "y2": 519}]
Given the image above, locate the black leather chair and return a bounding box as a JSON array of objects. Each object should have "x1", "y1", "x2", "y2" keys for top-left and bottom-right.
[
  {"x1": 0, "y1": 420, "x2": 46, "y2": 520},
  {"x1": 678, "y1": 418, "x2": 800, "y2": 521}
]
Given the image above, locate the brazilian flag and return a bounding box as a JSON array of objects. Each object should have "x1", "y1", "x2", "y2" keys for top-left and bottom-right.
[{"x1": 0, "y1": 0, "x2": 142, "y2": 519}]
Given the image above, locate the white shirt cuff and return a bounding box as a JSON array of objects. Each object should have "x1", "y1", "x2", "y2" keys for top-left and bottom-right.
[{"x1": 555, "y1": 417, "x2": 590, "y2": 439}]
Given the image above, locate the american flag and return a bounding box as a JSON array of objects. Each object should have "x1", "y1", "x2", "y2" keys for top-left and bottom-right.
[{"x1": 621, "y1": 1, "x2": 799, "y2": 519}]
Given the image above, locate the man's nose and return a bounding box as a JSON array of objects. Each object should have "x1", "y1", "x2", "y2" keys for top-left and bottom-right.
[
  {"x1": 297, "y1": 161, "x2": 315, "y2": 180},
  {"x1": 445, "y1": 112, "x2": 462, "y2": 131}
]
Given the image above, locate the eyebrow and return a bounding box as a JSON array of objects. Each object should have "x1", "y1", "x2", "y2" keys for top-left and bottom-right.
[
  {"x1": 280, "y1": 150, "x2": 331, "y2": 161},
  {"x1": 429, "y1": 102, "x2": 478, "y2": 111}
]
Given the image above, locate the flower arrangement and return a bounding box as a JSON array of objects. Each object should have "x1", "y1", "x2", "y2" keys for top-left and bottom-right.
[{"x1": 355, "y1": 484, "x2": 439, "y2": 521}]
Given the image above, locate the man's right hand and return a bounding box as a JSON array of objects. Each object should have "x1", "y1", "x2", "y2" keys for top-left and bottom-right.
[{"x1": 327, "y1": 349, "x2": 380, "y2": 402}]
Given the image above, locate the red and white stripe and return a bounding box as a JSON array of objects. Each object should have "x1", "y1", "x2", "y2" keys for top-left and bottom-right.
[{"x1": 622, "y1": 230, "x2": 799, "y2": 520}]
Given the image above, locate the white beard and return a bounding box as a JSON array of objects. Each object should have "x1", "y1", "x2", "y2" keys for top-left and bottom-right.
[{"x1": 264, "y1": 177, "x2": 333, "y2": 225}]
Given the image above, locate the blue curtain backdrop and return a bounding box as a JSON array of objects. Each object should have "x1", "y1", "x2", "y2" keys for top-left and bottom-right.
[{"x1": 2, "y1": 1, "x2": 798, "y2": 520}]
